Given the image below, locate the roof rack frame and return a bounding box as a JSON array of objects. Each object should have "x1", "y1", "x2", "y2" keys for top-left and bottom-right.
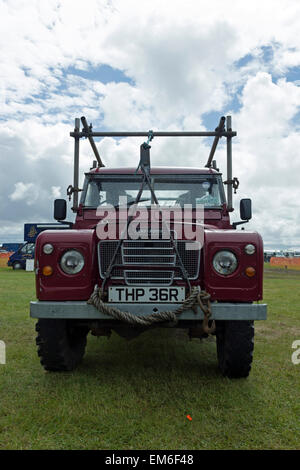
[{"x1": 70, "y1": 115, "x2": 237, "y2": 212}]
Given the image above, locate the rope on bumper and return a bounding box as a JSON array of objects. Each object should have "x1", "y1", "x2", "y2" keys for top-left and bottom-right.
[{"x1": 87, "y1": 286, "x2": 215, "y2": 332}]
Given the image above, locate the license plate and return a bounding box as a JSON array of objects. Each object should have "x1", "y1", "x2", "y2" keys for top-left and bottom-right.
[{"x1": 108, "y1": 286, "x2": 185, "y2": 303}]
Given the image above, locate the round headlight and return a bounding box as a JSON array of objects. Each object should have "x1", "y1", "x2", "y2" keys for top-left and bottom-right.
[
  {"x1": 213, "y1": 250, "x2": 238, "y2": 276},
  {"x1": 43, "y1": 243, "x2": 54, "y2": 255},
  {"x1": 245, "y1": 244, "x2": 256, "y2": 255},
  {"x1": 60, "y1": 250, "x2": 85, "y2": 275}
]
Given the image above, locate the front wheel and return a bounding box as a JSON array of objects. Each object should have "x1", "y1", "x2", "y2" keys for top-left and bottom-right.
[
  {"x1": 35, "y1": 319, "x2": 89, "y2": 371},
  {"x1": 216, "y1": 320, "x2": 254, "y2": 378},
  {"x1": 13, "y1": 262, "x2": 23, "y2": 270}
]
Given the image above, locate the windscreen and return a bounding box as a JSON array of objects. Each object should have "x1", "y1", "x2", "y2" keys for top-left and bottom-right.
[{"x1": 83, "y1": 175, "x2": 224, "y2": 208}]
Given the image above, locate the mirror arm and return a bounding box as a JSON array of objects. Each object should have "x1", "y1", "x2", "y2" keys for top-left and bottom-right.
[
  {"x1": 57, "y1": 220, "x2": 73, "y2": 228},
  {"x1": 232, "y1": 220, "x2": 249, "y2": 229}
]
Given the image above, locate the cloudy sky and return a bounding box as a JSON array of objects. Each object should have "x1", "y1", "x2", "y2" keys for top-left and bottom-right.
[{"x1": 1, "y1": 0, "x2": 300, "y2": 249}]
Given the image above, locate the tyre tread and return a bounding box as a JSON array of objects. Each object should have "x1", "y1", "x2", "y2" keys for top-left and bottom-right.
[
  {"x1": 216, "y1": 320, "x2": 254, "y2": 378},
  {"x1": 35, "y1": 319, "x2": 88, "y2": 371}
]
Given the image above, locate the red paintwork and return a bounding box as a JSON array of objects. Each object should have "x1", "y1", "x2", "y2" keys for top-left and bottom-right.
[
  {"x1": 88, "y1": 166, "x2": 221, "y2": 175},
  {"x1": 203, "y1": 230, "x2": 263, "y2": 301},
  {"x1": 35, "y1": 230, "x2": 98, "y2": 301},
  {"x1": 35, "y1": 167, "x2": 264, "y2": 303},
  {"x1": 74, "y1": 208, "x2": 231, "y2": 231}
]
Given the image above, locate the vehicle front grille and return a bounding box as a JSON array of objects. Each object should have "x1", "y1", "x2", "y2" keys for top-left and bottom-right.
[{"x1": 98, "y1": 239, "x2": 200, "y2": 285}]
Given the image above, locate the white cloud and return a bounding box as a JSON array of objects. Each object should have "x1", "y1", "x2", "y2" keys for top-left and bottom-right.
[
  {"x1": 234, "y1": 72, "x2": 300, "y2": 187},
  {"x1": 9, "y1": 182, "x2": 38, "y2": 205},
  {"x1": 51, "y1": 186, "x2": 62, "y2": 198},
  {"x1": 229, "y1": 72, "x2": 300, "y2": 247}
]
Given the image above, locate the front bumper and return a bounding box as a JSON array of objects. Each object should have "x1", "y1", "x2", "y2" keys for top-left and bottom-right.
[{"x1": 30, "y1": 300, "x2": 267, "y2": 321}]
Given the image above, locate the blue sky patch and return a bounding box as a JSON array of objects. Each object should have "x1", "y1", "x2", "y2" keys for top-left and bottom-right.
[
  {"x1": 65, "y1": 64, "x2": 134, "y2": 86},
  {"x1": 286, "y1": 65, "x2": 300, "y2": 83},
  {"x1": 234, "y1": 53, "x2": 254, "y2": 68}
]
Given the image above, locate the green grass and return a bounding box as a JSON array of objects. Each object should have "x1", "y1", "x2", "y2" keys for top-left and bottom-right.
[{"x1": 0, "y1": 265, "x2": 299, "y2": 450}]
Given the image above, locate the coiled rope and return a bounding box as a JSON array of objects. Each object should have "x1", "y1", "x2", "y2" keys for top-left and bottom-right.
[{"x1": 87, "y1": 286, "x2": 215, "y2": 333}]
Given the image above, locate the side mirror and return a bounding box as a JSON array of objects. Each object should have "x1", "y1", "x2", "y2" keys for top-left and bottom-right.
[
  {"x1": 240, "y1": 198, "x2": 252, "y2": 221},
  {"x1": 54, "y1": 199, "x2": 67, "y2": 221}
]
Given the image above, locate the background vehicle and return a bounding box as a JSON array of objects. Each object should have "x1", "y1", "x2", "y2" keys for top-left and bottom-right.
[
  {"x1": 0, "y1": 243, "x2": 23, "y2": 253},
  {"x1": 30, "y1": 116, "x2": 267, "y2": 377},
  {"x1": 8, "y1": 224, "x2": 69, "y2": 270}
]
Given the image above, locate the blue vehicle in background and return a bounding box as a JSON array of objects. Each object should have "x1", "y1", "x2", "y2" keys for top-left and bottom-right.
[
  {"x1": 7, "y1": 223, "x2": 69, "y2": 270},
  {"x1": 1, "y1": 243, "x2": 23, "y2": 253}
]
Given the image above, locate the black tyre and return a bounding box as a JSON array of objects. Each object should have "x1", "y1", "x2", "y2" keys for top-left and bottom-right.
[
  {"x1": 13, "y1": 262, "x2": 23, "y2": 270},
  {"x1": 216, "y1": 320, "x2": 254, "y2": 378},
  {"x1": 35, "y1": 319, "x2": 89, "y2": 371}
]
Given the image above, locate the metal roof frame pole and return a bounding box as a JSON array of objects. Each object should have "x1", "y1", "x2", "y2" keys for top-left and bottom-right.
[
  {"x1": 226, "y1": 115, "x2": 233, "y2": 211},
  {"x1": 73, "y1": 118, "x2": 80, "y2": 212},
  {"x1": 205, "y1": 116, "x2": 226, "y2": 168},
  {"x1": 80, "y1": 116, "x2": 105, "y2": 168},
  {"x1": 70, "y1": 130, "x2": 234, "y2": 138}
]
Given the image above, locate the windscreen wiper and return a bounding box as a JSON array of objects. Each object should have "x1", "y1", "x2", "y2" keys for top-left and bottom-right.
[{"x1": 113, "y1": 198, "x2": 151, "y2": 209}]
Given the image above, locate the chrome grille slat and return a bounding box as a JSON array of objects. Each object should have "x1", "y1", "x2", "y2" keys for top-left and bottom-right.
[
  {"x1": 124, "y1": 270, "x2": 174, "y2": 286},
  {"x1": 98, "y1": 239, "x2": 200, "y2": 285},
  {"x1": 122, "y1": 254, "x2": 175, "y2": 257},
  {"x1": 122, "y1": 240, "x2": 176, "y2": 284}
]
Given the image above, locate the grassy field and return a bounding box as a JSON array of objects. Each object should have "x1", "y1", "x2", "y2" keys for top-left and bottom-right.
[{"x1": 0, "y1": 264, "x2": 299, "y2": 450}]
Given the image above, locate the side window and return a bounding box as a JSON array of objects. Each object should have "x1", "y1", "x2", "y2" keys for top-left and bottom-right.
[
  {"x1": 85, "y1": 181, "x2": 101, "y2": 207},
  {"x1": 20, "y1": 243, "x2": 35, "y2": 254},
  {"x1": 27, "y1": 244, "x2": 35, "y2": 254}
]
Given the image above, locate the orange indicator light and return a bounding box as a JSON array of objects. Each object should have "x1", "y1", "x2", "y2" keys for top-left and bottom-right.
[
  {"x1": 245, "y1": 267, "x2": 256, "y2": 277},
  {"x1": 42, "y1": 266, "x2": 53, "y2": 276}
]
